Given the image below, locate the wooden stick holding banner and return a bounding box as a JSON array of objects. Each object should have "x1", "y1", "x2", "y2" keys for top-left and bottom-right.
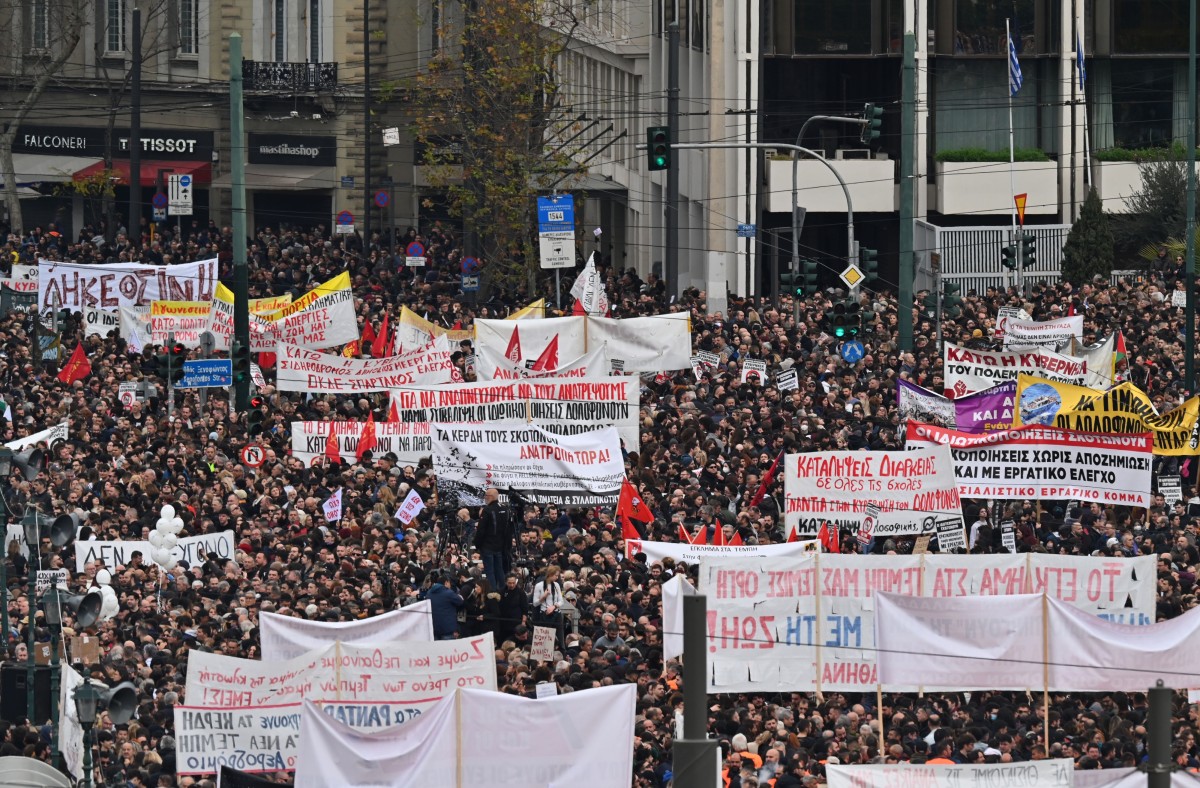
[
  {"x1": 1042, "y1": 592, "x2": 1050, "y2": 746},
  {"x1": 876, "y1": 685, "x2": 885, "y2": 747},
  {"x1": 814, "y1": 552, "x2": 823, "y2": 702},
  {"x1": 456, "y1": 690, "x2": 464, "y2": 788}
]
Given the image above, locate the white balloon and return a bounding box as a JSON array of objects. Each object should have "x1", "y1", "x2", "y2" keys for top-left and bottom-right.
[
  {"x1": 99, "y1": 585, "x2": 117, "y2": 602},
  {"x1": 94, "y1": 569, "x2": 112, "y2": 587},
  {"x1": 151, "y1": 547, "x2": 170, "y2": 567},
  {"x1": 172, "y1": 517, "x2": 185, "y2": 531},
  {"x1": 160, "y1": 505, "x2": 176, "y2": 520},
  {"x1": 156, "y1": 519, "x2": 171, "y2": 533},
  {"x1": 164, "y1": 557, "x2": 178, "y2": 570},
  {"x1": 100, "y1": 596, "x2": 119, "y2": 619},
  {"x1": 148, "y1": 531, "x2": 164, "y2": 548},
  {"x1": 162, "y1": 534, "x2": 178, "y2": 550}
]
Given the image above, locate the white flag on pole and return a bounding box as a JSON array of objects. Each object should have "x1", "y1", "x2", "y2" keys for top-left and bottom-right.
[
  {"x1": 395, "y1": 489, "x2": 425, "y2": 525},
  {"x1": 322, "y1": 488, "x2": 343, "y2": 522}
]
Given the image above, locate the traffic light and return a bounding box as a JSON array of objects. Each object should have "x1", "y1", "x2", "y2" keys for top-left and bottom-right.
[
  {"x1": 860, "y1": 103, "x2": 884, "y2": 145},
  {"x1": 1001, "y1": 244, "x2": 1018, "y2": 270},
  {"x1": 801, "y1": 259, "x2": 819, "y2": 295},
  {"x1": 247, "y1": 395, "x2": 266, "y2": 436},
  {"x1": 921, "y1": 291, "x2": 938, "y2": 318},
  {"x1": 169, "y1": 340, "x2": 187, "y2": 385},
  {"x1": 858, "y1": 247, "x2": 878, "y2": 281},
  {"x1": 155, "y1": 347, "x2": 170, "y2": 379},
  {"x1": 647, "y1": 126, "x2": 670, "y2": 171},
  {"x1": 1021, "y1": 232, "x2": 1037, "y2": 269},
  {"x1": 942, "y1": 281, "x2": 963, "y2": 319},
  {"x1": 232, "y1": 340, "x2": 251, "y2": 385},
  {"x1": 845, "y1": 301, "x2": 861, "y2": 337},
  {"x1": 831, "y1": 302, "x2": 848, "y2": 338}
]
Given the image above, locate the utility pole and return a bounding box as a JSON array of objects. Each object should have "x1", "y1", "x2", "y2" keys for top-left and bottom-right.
[
  {"x1": 229, "y1": 34, "x2": 250, "y2": 412},
  {"x1": 362, "y1": 0, "x2": 373, "y2": 254},
  {"x1": 665, "y1": 21, "x2": 680, "y2": 301},
  {"x1": 1146, "y1": 681, "x2": 1174, "y2": 788},
  {"x1": 129, "y1": 8, "x2": 142, "y2": 247},
  {"x1": 672, "y1": 593, "x2": 719, "y2": 787},
  {"x1": 898, "y1": 3, "x2": 916, "y2": 353},
  {"x1": 1186, "y1": 0, "x2": 1196, "y2": 392}
]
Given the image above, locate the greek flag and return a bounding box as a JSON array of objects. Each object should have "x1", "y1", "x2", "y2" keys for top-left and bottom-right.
[
  {"x1": 1076, "y1": 29, "x2": 1087, "y2": 90},
  {"x1": 1008, "y1": 24, "x2": 1023, "y2": 97}
]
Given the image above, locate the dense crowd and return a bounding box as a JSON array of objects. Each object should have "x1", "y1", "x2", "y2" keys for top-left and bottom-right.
[{"x1": 0, "y1": 218, "x2": 1197, "y2": 787}]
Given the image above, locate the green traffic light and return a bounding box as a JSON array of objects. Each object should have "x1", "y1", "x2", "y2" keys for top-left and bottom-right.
[
  {"x1": 654, "y1": 155, "x2": 666, "y2": 168},
  {"x1": 834, "y1": 327, "x2": 846, "y2": 338}
]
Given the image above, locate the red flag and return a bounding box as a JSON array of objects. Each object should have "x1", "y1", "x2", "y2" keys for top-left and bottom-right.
[
  {"x1": 57, "y1": 343, "x2": 91, "y2": 384},
  {"x1": 257, "y1": 351, "x2": 276, "y2": 369},
  {"x1": 749, "y1": 451, "x2": 784, "y2": 508},
  {"x1": 571, "y1": 298, "x2": 587, "y2": 316},
  {"x1": 356, "y1": 413, "x2": 377, "y2": 462},
  {"x1": 530, "y1": 335, "x2": 560, "y2": 372},
  {"x1": 819, "y1": 522, "x2": 840, "y2": 553},
  {"x1": 371, "y1": 312, "x2": 390, "y2": 358},
  {"x1": 362, "y1": 321, "x2": 377, "y2": 347},
  {"x1": 786, "y1": 527, "x2": 799, "y2": 543},
  {"x1": 342, "y1": 340, "x2": 360, "y2": 358},
  {"x1": 728, "y1": 532, "x2": 744, "y2": 546},
  {"x1": 388, "y1": 398, "x2": 400, "y2": 423},
  {"x1": 691, "y1": 526, "x2": 707, "y2": 545},
  {"x1": 711, "y1": 523, "x2": 725, "y2": 546},
  {"x1": 1068, "y1": 301, "x2": 1076, "y2": 317},
  {"x1": 324, "y1": 427, "x2": 341, "y2": 465},
  {"x1": 452, "y1": 320, "x2": 463, "y2": 330},
  {"x1": 620, "y1": 514, "x2": 642, "y2": 543},
  {"x1": 617, "y1": 479, "x2": 654, "y2": 524},
  {"x1": 504, "y1": 326, "x2": 523, "y2": 363},
  {"x1": 677, "y1": 524, "x2": 691, "y2": 542}
]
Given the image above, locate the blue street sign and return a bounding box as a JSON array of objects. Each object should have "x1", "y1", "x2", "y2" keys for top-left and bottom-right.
[
  {"x1": 461, "y1": 275, "x2": 480, "y2": 292},
  {"x1": 178, "y1": 359, "x2": 233, "y2": 389},
  {"x1": 736, "y1": 223, "x2": 757, "y2": 238},
  {"x1": 152, "y1": 192, "x2": 168, "y2": 209},
  {"x1": 341, "y1": 176, "x2": 355, "y2": 188},
  {"x1": 840, "y1": 340, "x2": 865, "y2": 364},
  {"x1": 179, "y1": 174, "x2": 192, "y2": 188},
  {"x1": 406, "y1": 242, "x2": 426, "y2": 258},
  {"x1": 336, "y1": 210, "x2": 354, "y2": 226},
  {"x1": 536, "y1": 195, "x2": 575, "y2": 235}
]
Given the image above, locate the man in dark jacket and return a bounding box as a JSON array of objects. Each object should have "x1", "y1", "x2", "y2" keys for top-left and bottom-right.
[
  {"x1": 422, "y1": 572, "x2": 465, "y2": 639},
  {"x1": 487, "y1": 573, "x2": 528, "y2": 643},
  {"x1": 476, "y1": 487, "x2": 512, "y2": 587}
]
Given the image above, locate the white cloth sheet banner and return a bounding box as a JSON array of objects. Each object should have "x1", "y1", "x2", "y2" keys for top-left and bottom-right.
[
  {"x1": 294, "y1": 684, "x2": 636, "y2": 788},
  {"x1": 75, "y1": 530, "x2": 234, "y2": 572},
  {"x1": 259, "y1": 604, "x2": 433, "y2": 662},
  {"x1": 83, "y1": 306, "x2": 121, "y2": 338},
  {"x1": 475, "y1": 313, "x2": 691, "y2": 373},
  {"x1": 475, "y1": 316, "x2": 586, "y2": 368},
  {"x1": 291, "y1": 421, "x2": 436, "y2": 467},
  {"x1": 473, "y1": 345, "x2": 611, "y2": 381},
  {"x1": 876, "y1": 592, "x2": 1200, "y2": 692},
  {"x1": 628, "y1": 538, "x2": 819, "y2": 566},
  {"x1": 6, "y1": 421, "x2": 68, "y2": 451},
  {"x1": 432, "y1": 420, "x2": 624, "y2": 506},
  {"x1": 38, "y1": 257, "x2": 218, "y2": 311},
  {"x1": 905, "y1": 422, "x2": 1154, "y2": 507},
  {"x1": 692, "y1": 553, "x2": 1154, "y2": 694},
  {"x1": 661, "y1": 575, "x2": 695, "y2": 661},
  {"x1": 783, "y1": 446, "x2": 962, "y2": 538},
  {"x1": 827, "y1": 760, "x2": 1075, "y2": 788},
  {"x1": 943, "y1": 343, "x2": 1088, "y2": 397},
  {"x1": 58, "y1": 665, "x2": 86, "y2": 780},
  {"x1": 1059, "y1": 333, "x2": 1119, "y2": 389},
  {"x1": 1003, "y1": 315, "x2": 1085, "y2": 348},
  {"x1": 277, "y1": 335, "x2": 456, "y2": 393}
]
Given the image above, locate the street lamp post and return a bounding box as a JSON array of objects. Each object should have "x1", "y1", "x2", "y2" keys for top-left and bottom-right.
[
  {"x1": 21, "y1": 511, "x2": 39, "y2": 725},
  {"x1": 73, "y1": 680, "x2": 100, "y2": 788},
  {"x1": 0, "y1": 447, "x2": 11, "y2": 659},
  {"x1": 43, "y1": 586, "x2": 62, "y2": 766}
]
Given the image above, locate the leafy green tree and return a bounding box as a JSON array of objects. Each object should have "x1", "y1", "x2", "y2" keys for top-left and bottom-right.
[
  {"x1": 1061, "y1": 187, "x2": 1115, "y2": 285},
  {"x1": 1112, "y1": 155, "x2": 1194, "y2": 258}
]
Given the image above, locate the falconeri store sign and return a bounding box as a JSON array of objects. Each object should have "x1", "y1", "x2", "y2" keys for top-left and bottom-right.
[{"x1": 14, "y1": 125, "x2": 214, "y2": 160}]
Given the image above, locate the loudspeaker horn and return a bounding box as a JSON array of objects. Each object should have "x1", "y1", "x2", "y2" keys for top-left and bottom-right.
[
  {"x1": 49, "y1": 512, "x2": 84, "y2": 547},
  {"x1": 62, "y1": 590, "x2": 103, "y2": 630},
  {"x1": 12, "y1": 448, "x2": 44, "y2": 481},
  {"x1": 102, "y1": 682, "x2": 137, "y2": 725}
]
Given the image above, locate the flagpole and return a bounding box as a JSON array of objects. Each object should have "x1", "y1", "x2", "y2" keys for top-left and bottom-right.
[
  {"x1": 1007, "y1": 18, "x2": 1020, "y2": 293},
  {"x1": 1078, "y1": 15, "x2": 1091, "y2": 187}
]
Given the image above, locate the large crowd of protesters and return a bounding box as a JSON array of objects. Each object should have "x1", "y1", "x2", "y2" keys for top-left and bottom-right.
[{"x1": 0, "y1": 217, "x2": 1197, "y2": 787}]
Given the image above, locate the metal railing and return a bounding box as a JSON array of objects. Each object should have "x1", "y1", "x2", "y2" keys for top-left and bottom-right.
[{"x1": 242, "y1": 61, "x2": 338, "y2": 92}]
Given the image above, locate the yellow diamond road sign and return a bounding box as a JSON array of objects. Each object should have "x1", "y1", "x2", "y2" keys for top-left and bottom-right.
[{"x1": 840, "y1": 263, "x2": 864, "y2": 289}]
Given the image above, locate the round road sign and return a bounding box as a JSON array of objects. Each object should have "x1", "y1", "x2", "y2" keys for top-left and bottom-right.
[
  {"x1": 336, "y1": 210, "x2": 354, "y2": 225},
  {"x1": 241, "y1": 445, "x2": 265, "y2": 468},
  {"x1": 462, "y1": 256, "x2": 480, "y2": 275},
  {"x1": 840, "y1": 340, "x2": 865, "y2": 364},
  {"x1": 406, "y1": 242, "x2": 426, "y2": 258},
  {"x1": 179, "y1": 174, "x2": 192, "y2": 188},
  {"x1": 374, "y1": 191, "x2": 389, "y2": 208},
  {"x1": 152, "y1": 192, "x2": 168, "y2": 209}
]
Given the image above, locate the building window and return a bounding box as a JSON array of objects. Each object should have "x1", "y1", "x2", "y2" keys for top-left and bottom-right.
[
  {"x1": 953, "y1": 0, "x2": 1034, "y2": 55},
  {"x1": 934, "y1": 58, "x2": 1037, "y2": 152},
  {"x1": 273, "y1": 0, "x2": 286, "y2": 61},
  {"x1": 106, "y1": 0, "x2": 127, "y2": 52},
  {"x1": 309, "y1": 0, "x2": 320, "y2": 60},
  {"x1": 179, "y1": 0, "x2": 199, "y2": 55},
  {"x1": 1113, "y1": 0, "x2": 1187, "y2": 54},
  {"x1": 30, "y1": 0, "x2": 48, "y2": 50},
  {"x1": 1110, "y1": 61, "x2": 1173, "y2": 149},
  {"x1": 794, "y1": 0, "x2": 870, "y2": 54}
]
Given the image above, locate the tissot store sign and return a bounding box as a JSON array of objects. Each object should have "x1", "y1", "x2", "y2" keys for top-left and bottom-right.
[
  {"x1": 15, "y1": 125, "x2": 213, "y2": 160},
  {"x1": 248, "y1": 133, "x2": 336, "y2": 167}
]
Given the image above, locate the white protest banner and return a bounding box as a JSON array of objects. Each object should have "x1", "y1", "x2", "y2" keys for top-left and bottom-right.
[
  {"x1": 776, "y1": 368, "x2": 799, "y2": 391},
  {"x1": 1161, "y1": 476, "x2": 1184, "y2": 507},
  {"x1": 432, "y1": 420, "x2": 624, "y2": 506},
  {"x1": 118, "y1": 381, "x2": 138, "y2": 407},
  {"x1": 905, "y1": 422, "x2": 1153, "y2": 507},
  {"x1": 395, "y1": 489, "x2": 425, "y2": 525},
  {"x1": 1003, "y1": 315, "x2": 1084, "y2": 348},
  {"x1": 75, "y1": 530, "x2": 235, "y2": 572},
  {"x1": 389, "y1": 377, "x2": 641, "y2": 454},
  {"x1": 585, "y1": 312, "x2": 691, "y2": 372},
  {"x1": 828, "y1": 760, "x2": 1075, "y2": 788},
  {"x1": 39, "y1": 257, "x2": 217, "y2": 311},
  {"x1": 323, "y1": 489, "x2": 343, "y2": 522},
  {"x1": 293, "y1": 685, "x2": 636, "y2": 788},
  {"x1": 662, "y1": 575, "x2": 695, "y2": 661},
  {"x1": 1060, "y1": 333, "x2": 1119, "y2": 389},
  {"x1": 277, "y1": 336, "x2": 456, "y2": 393},
  {"x1": 3, "y1": 263, "x2": 38, "y2": 293},
  {"x1": 994, "y1": 305, "x2": 1032, "y2": 339},
  {"x1": 259, "y1": 604, "x2": 433, "y2": 663},
  {"x1": 6, "y1": 421, "x2": 68, "y2": 451},
  {"x1": 59, "y1": 665, "x2": 87, "y2": 779},
  {"x1": 291, "y1": 421, "x2": 433, "y2": 467},
  {"x1": 530, "y1": 626, "x2": 556, "y2": 661},
  {"x1": 257, "y1": 272, "x2": 358, "y2": 350},
  {"x1": 783, "y1": 446, "x2": 962, "y2": 538},
  {"x1": 569, "y1": 252, "x2": 609, "y2": 315},
  {"x1": 740, "y1": 359, "x2": 768, "y2": 384},
  {"x1": 150, "y1": 300, "x2": 211, "y2": 347},
  {"x1": 475, "y1": 316, "x2": 586, "y2": 368},
  {"x1": 629, "y1": 538, "x2": 819, "y2": 566},
  {"x1": 119, "y1": 305, "x2": 152, "y2": 348},
  {"x1": 473, "y1": 345, "x2": 610, "y2": 381},
  {"x1": 83, "y1": 307, "x2": 121, "y2": 338},
  {"x1": 943, "y1": 343, "x2": 1087, "y2": 397},
  {"x1": 36, "y1": 568, "x2": 68, "y2": 594},
  {"x1": 697, "y1": 553, "x2": 1153, "y2": 693}
]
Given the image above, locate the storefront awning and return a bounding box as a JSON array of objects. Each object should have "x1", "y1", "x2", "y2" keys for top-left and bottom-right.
[
  {"x1": 72, "y1": 159, "x2": 211, "y2": 187},
  {"x1": 3, "y1": 153, "x2": 102, "y2": 186},
  {"x1": 210, "y1": 164, "x2": 336, "y2": 191}
]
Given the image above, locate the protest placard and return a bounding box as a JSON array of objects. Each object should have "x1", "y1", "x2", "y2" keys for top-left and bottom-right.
[
  {"x1": 259, "y1": 604, "x2": 434, "y2": 662},
  {"x1": 39, "y1": 257, "x2": 217, "y2": 311},
  {"x1": 75, "y1": 530, "x2": 234, "y2": 572},
  {"x1": 943, "y1": 344, "x2": 1087, "y2": 397},
  {"x1": 740, "y1": 359, "x2": 768, "y2": 384},
  {"x1": 530, "y1": 627, "x2": 556, "y2": 661},
  {"x1": 473, "y1": 345, "x2": 610, "y2": 381},
  {"x1": 1160, "y1": 476, "x2": 1183, "y2": 507},
  {"x1": 897, "y1": 379, "x2": 1014, "y2": 433},
  {"x1": 627, "y1": 539, "x2": 819, "y2": 564},
  {"x1": 150, "y1": 300, "x2": 210, "y2": 346},
  {"x1": 291, "y1": 420, "x2": 434, "y2": 466},
  {"x1": 1002, "y1": 315, "x2": 1084, "y2": 348},
  {"x1": 277, "y1": 336, "x2": 456, "y2": 393},
  {"x1": 83, "y1": 307, "x2": 121, "y2": 338}
]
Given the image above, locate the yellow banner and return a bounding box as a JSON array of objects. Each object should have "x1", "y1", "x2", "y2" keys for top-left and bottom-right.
[
  {"x1": 212, "y1": 284, "x2": 294, "y2": 315},
  {"x1": 508, "y1": 299, "x2": 546, "y2": 320},
  {"x1": 398, "y1": 306, "x2": 473, "y2": 343},
  {"x1": 266, "y1": 272, "x2": 351, "y2": 321},
  {"x1": 1016, "y1": 374, "x2": 1200, "y2": 455}
]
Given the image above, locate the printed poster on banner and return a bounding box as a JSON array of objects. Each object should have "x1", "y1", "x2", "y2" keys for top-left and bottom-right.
[
  {"x1": 432, "y1": 420, "x2": 624, "y2": 506},
  {"x1": 827, "y1": 761, "x2": 1075, "y2": 788},
  {"x1": 473, "y1": 345, "x2": 609, "y2": 381},
  {"x1": 39, "y1": 257, "x2": 217, "y2": 312},
  {"x1": 695, "y1": 553, "x2": 1154, "y2": 694},
  {"x1": 83, "y1": 307, "x2": 121, "y2": 338},
  {"x1": 1058, "y1": 334, "x2": 1119, "y2": 389},
  {"x1": 118, "y1": 381, "x2": 138, "y2": 407},
  {"x1": 627, "y1": 538, "x2": 819, "y2": 565},
  {"x1": 1002, "y1": 315, "x2": 1084, "y2": 348},
  {"x1": 740, "y1": 359, "x2": 768, "y2": 385},
  {"x1": 856, "y1": 503, "x2": 880, "y2": 548},
  {"x1": 994, "y1": 305, "x2": 1032, "y2": 339},
  {"x1": 936, "y1": 518, "x2": 967, "y2": 552},
  {"x1": 75, "y1": 530, "x2": 234, "y2": 572},
  {"x1": 776, "y1": 368, "x2": 799, "y2": 391},
  {"x1": 905, "y1": 422, "x2": 1153, "y2": 507},
  {"x1": 783, "y1": 446, "x2": 963, "y2": 538},
  {"x1": 277, "y1": 335, "x2": 457, "y2": 393},
  {"x1": 897, "y1": 379, "x2": 1014, "y2": 433},
  {"x1": 1015, "y1": 373, "x2": 1200, "y2": 456},
  {"x1": 178, "y1": 635, "x2": 496, "y2": 775},
  {"x1": 1000, "y1": 520, "x2": 1017, "y2": 553},
  {"x1": 943, "y1": 343, "x2": 1087, "y2": 397},
  {"x1": 1160, "y1": 476, "x2": 1183, "y2": 507},
  {"x1": 150, "y1": 300, "x2": 210, "y2": 347}
]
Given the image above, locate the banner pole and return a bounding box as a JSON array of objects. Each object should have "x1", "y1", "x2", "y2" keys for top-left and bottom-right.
[
  {"x1": 876, "y1": 685, "x2": 885, "y2": 753},
  {"x1": 814, "y1": 552, "x2": 823, "y2": 702},
  {"x1": 456, "y1": 690, "x2": 463, "y2": 788},
  {"x1": 1041, "y1": 593, "x2": 1050, "y2": 744},
  {"x1": 336, "y1": 641, "x2": 343, "y2": 701}
]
